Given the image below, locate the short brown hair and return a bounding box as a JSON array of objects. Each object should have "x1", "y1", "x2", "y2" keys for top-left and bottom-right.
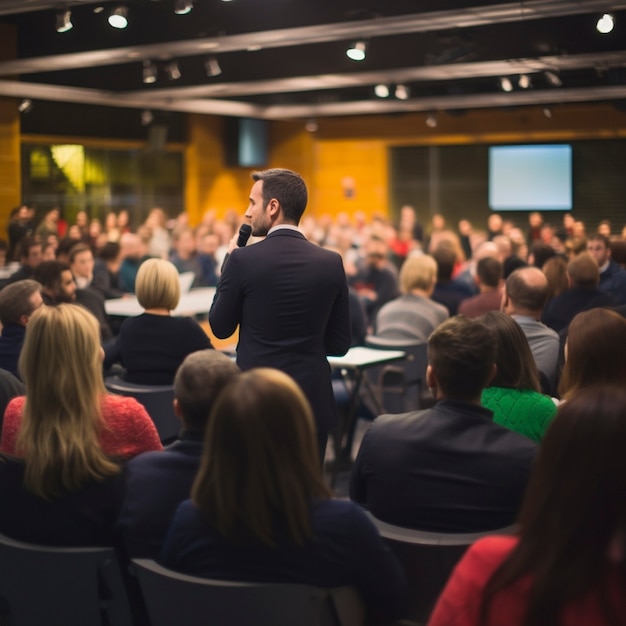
[
  {"x1": 476, "y1": 257, "x2": 502, "y2": 288},
  {"x1": 68, "y1": 242, "x2": 92, "y2": 265},
  {"x1": 427, "y1": 316, "x2": 496, "y2": 400},
  {"x1": 567, "y1": 252, "x2": 599, "y2": 289},
  {"x1": 174, "y1": 350, "x2": 240, "y2": 432},
  {"x1": 0, "y1": 280, "x2": 41, "y2": 325},
  {"x1": 251, "y1": 169, "x2": 308, "y2": 225}
]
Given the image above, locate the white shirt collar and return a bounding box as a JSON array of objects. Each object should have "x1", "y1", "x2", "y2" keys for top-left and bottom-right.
[{"x1": 268, "y1": 224, "x2": 301, "y2": 235}]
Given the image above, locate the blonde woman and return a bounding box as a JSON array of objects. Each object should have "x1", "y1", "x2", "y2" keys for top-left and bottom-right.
[
  {"x1": 104, "y1": 258, "x2": 213, "y2": 384},
  {"x1": 161, "y1": 368, "x2": 407, "y2": 621},
  {"x1": 0, "y1": 305, "x2": 160, "y2": 545},
  {"x1": 1, "y1": 304, "x2": 162, "y2": 460}
]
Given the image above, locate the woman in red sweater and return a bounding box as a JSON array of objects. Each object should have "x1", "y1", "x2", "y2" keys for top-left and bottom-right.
[
  {"x1": 428, "y1": 386, "x2": 626, "y2": 626},
  {"x1": 0, "y1": 303, "x2": 161, "y2": 459}
]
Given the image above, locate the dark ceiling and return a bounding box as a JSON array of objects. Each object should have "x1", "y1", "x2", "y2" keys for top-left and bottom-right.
[{"x1": 1, "y1": 0, "x2": 626, "y2": 121}]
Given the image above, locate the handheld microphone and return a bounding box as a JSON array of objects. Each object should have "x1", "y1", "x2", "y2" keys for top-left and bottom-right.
[{"x1": 221, "y1": 223, "x2": 252, "y2": 272}]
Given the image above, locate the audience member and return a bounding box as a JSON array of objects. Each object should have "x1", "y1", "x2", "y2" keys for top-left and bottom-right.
[
  {"x1": 34, "y1": 208, "x2": 60, "y2": 242},
  {"x1": 144, "y1": 208, "x2": 171, "y2": 260},
  {"x1": 502, "y1": 267, "x2": 560, "y2": 392},
  {"x1": 541, "y1": 255, "x2": 569, "y2": 301},
  {"x1": 1, "y1": 304, "x2": 162, "y2": 459},
  {"x1": 161, "y1": 368, "x2": 408, "y2": 621},
  {"x1": 104, "y1": 258, "x2": 212, "y2": 384},
  {"x1": 558, "y1": 308, "x2": 626, "y2": 401},
  {"x1": 33, "y1": 260, "x2": 76, "y2": 304},
  {"x1": 428, "y1": 386, "x2": 626, "y2": 626},
  {"x1": 0, "y1": 369, "x2": 24, "y2": 434},
  {"x1": 7, "y1": 205, "x2": 33, "y2": 262},
  {"x1": 541, "y1": 252, "x2": 613, "y2": 334},
  {"x1": 350, "y1": 316, "x2": 536, "y2": 532},
  {"x1": 350, "y1": 234, "x2": 399, "y2": 327},
  {"x1": 479, "y1": 312, "x2": 556, "y2": 442},
  {"x1": 375, "y1": 254, "x2": 448, "y2": 341},
  {"x1": 92, "y1": 241, "x2": 124, "y2": 299},
  {"x1": 587, "y1": 233, "x2": 626, "y2": 303},
  {"x1": 527, "y1": 241, "x2": 556, "y2": 269},
  {"x1": 117, "y1": 350, "x2": 240, "y2": 558},
  {"x1": 458, "y1": 257, "x2": 503, "y2": 318},
  {"x1": 170, "y1": 227, "x2": 205, "y2": 287},
  {"x1": 431, "y1": 241, "x2": 473, "y2": 315},
  {"x1": 119, "y1": 232, "x2": 150, "y2": 292},
  {"x1": 0, "y1": 280, "x2": 42, "y2": 379},
  {"x1": 0, "y1": 307, "x2": 140, "y2": 546},
  {"x1": 6, "y1": 237, "x2": 42, "y2": 284}
]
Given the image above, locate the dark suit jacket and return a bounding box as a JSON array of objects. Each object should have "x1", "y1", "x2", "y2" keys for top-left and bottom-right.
[
  {"x1": 0, "y1": 325, "x2": 26, "y2": 379},
  {"x1": 209, "y1": 228, "x2": 351, "y2": 432},
  {"x1": 116, "y1": 432, "x2": 203, "y2": 559},
  {"x1": 542, "y1": 286, "x2": 614, "y2": 334},
  {"x1": 350, "y1": 400, "x2": 537, "y2": 532}
]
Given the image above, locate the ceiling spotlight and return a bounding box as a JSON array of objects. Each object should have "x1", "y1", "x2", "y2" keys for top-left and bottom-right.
[
  {"x1": 18, "y1": 99, "x2": 33, "y2": 114},
  {"x1": 596, "y1": 13, "x2": 615, "y2": 34},
  {"x1": 544, "y1": 70, "x2": 562, "y2": 87},
  {"x1": 174, "y1": 0, "x2": 193, "y2": 14},
  {"x1": 143, "y1": 60, "x2": 157, "y2": 84},
  {"x1": 395, "y1": 84, "x2": 410, "y2": 100},
  {"x1": 374, "y1": 84, "x2": 389, "y2": 98},
  {"x1": 346, "y1": 41, "x2": 367, "y2": 61},
  {"x1": 518, "y1": 74, "x2": 531, "y2": 89},
  {"x1": 426, "y1": 113, "x2": 438, "y2": 128},
  {"x1": 165, "y1": 61, "x2": 181, "y2": 80},
  {"x1": 141, "y1": 110, "x2": 154, "y2": 126},
  {"x1": 205, "y1": 57, "x2": 222, "y2": 77},
  {"x1": 499, "y1": 77, "x2": 513, "y2": 92},
  {"x1": 56, "y1": 9, "x2": 73, "y2": 33},
  {"x1": 108, "y1": 6, "x2": 128, "y2": 28},
  {"x1": 542, "y1": 107, "x2": 553, "y2": 119}
]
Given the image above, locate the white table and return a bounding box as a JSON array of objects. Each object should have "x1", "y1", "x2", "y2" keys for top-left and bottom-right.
[{"x1": 104, "y1": 287, "x2": 216, "y2": 317}]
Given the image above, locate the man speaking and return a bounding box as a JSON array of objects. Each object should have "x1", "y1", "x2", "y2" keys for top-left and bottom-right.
[{"x1": 209, "y1": 169, "x2": 351, "y2": 460}]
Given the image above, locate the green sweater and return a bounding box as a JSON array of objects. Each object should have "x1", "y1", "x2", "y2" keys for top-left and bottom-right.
[{"x1": 481, "y1": 386, "x2": 557, "y2": 443}]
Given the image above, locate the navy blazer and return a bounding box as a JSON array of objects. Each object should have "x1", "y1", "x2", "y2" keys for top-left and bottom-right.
[
  {"x1": 209, "y1": 229, "x2": 351, "y2": 432},
  {"x1": 350, "y1": 400, "x2": 537, "y2": 533}
]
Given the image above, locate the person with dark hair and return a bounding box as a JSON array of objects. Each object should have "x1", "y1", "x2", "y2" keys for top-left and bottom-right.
[
  {"x1": 587, "y1": 234, "x2": 626, "y2": 304},
  {"x1": 350, "y1": 316, "x2": 536, "y2": 533},
  {"x1": 209, "y1": 168, "x2": 351, "y2": 461},
  {"x1": 503, "y1": 267, "x2": 560, "y2": 392},
  {"x1": 527, "y1": 241, "x2": 556, "y2": 269},
  {"x1": 558, "y1": 308, "x2": 626, "y2": 401},
  {"x1": 118, "y1": 350, "x2": 240, "y2": 558},
  {"x1": 541, "y1": 252, "x2": 614, "y2": 334},
  {"x1": 428, "y1": 386, "x2": 626, "y2": 626},
  {"x1": 458, "y1": 257, "x2": 503, "y2": 318},
  {"x1": 33, "y1": 260, "x2": 76, "y2": 304},
  {"x1": 161, "y1": 368, "x2": 407, "y2": 622},
  {"x1": 0, "y1": 280, "x2": 42, "y2": 379},
  {"x1": 7, "y1": 205, "x2": 33, "y2": 263},
  {"x1": 479, "y1": 312, "x2": 556, "y2": 442},
  {"x1": 6, "y1": 237, "x2": 42, "y2": 284},
  {"x1": 431, "y1": 241, "x2": 473, "y2": 315},
  {"x1": 92, "y1": 241, "x2": 123, "y2": 299}
]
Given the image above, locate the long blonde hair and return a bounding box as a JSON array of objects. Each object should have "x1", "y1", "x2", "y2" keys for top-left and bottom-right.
[
  {"x1": 192, "y1": 368, "x2": 332, "y2": 546},
  {"x1": 16, "y1": 304, "x2": 118, "y2": 499}
]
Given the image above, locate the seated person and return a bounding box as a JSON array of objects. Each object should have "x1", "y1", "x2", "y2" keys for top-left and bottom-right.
[
  {"x1": 1, "y1": 304, "x2": 162, "y2": 460},
  {"x1": 104, "y1": 258, "x2": 213, "y2": 384},
  {"x1": 160, "y1": 368, "x2": 408, "y2": 622},
  {"x1": 479, "y1": 311, "x2": 556, "y2": 442},
  {"x1": 0, "y1": 369, "x2": 24, "y2": 434},
  {"x1": 375, "y1": 254, "x2": 449, "y2": 342},
  {"x1": 0, "y1": 306, "x2": 131, "y2": 546},
  {"x1": 117, "y1": 350, "x2": 240, "y2": 558},
  {"x1": 458, "y1": 257, "x2": 504, "y2": 319},
  {"x1": 0, "y1": 279, "x2": 42, "y2": 378},
  {"x1": 428, "y1": 386, "x2": 626, "y2": 626},
  {"x1": 350, "y1": 316, "x2": 537, "y2": 533},
  {"x1": 92, "y1": 241, "x2": 124, "y2": 300}
]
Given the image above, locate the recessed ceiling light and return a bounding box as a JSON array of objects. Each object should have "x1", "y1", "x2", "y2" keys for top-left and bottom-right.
[
  {"x1": 374, "y1": 84, "x2": 389, "y2": 98},
  {"x1": 174, "y1": 0, "x2": 193, "y2": 15},
  {"x1": 108, "y1": 7, "x2": 128, "y2": 29},
  {"x1": 346, "y1": 41, "x2": 367, "y2": 61},
  {"x1": 518, "y1": 74, "x2": 531, "y2": 89},
  {"x1": 500, "y1": 77, "x2": 513, "y2": 92},
  {"x1": 596, "y1": 13, "x2": 614, "y2": 34},
  {"x1": 395, "y1": 84, "x2": 409, "y2": 100},
  {"x1": 56, "y1": 10, "x2": 73, "y2": 33}
]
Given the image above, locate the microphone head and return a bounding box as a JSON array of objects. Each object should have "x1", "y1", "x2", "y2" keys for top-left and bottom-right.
[{"x1": 237, "y1": 223, "x2": 252, "y2": 248}]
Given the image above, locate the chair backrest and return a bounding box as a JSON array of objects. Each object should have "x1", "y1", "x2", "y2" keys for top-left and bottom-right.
[
  {"x1": 364, "y1": 337, "x2": 429, "y2": 412},
  {"x1": 132, "y1": 559, "x2": 364, "y2": 626},
  {"x1": 364, "y1": 512, "x2": 517, "y2": 624},
  {"x1": 105, "y1": 376, "x2": 179, "y2": 444},
  {"x1": 0, "y1": 533, "x2": 133, "y2": 626}
]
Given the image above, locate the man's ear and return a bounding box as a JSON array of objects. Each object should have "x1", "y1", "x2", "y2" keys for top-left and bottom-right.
[
  {"x1": 267, "y1": 198, "x2": 281, "y2": 218},
  {"x1": 173, "y1": 398, "x2": 183, "y2": 419},
  {"x1": 426, "y1": 365, "x2": 437, "y2": 392},
  {"x1": 501, "y1": 290, "x2": 509, "y2": 312}
]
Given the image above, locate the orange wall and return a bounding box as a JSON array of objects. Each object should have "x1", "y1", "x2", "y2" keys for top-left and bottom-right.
[{"x1": 0, "y1": 24, "x2": 20, "y2": 235}]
